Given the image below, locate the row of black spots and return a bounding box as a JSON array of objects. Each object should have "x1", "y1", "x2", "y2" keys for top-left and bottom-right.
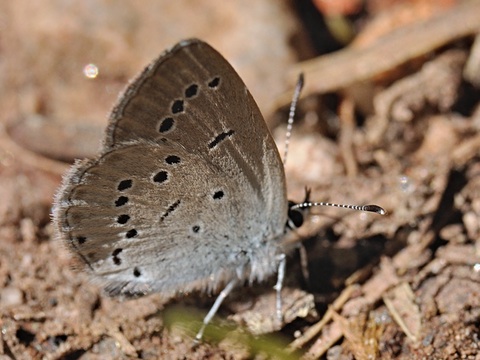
[
  {"x1": 115, "y1": 181, "x2": 131, "y2": 210},
  {"x1": 113, "y1": 158, "x2": 181, "y2": 239},
  {"x1": 70, "y1": 179, "x2": 138, "y2": 249},
  {"x1": 158, "y1": 76, "x2": 221, "y2": 134},
  {"x1": 115, "y1": 178, "x2": 132, "y2": 212},
  {"x1": 115, "y1": 179, "x2": 138, "y2": 239}
]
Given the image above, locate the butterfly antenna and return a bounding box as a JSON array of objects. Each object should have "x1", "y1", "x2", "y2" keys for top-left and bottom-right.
[
  {"x1": 291, "y1": 201, "x2": 387, "y2": 215},
  {"x1": 283, "y1": 73, "x2": 304, "y2": 166}
]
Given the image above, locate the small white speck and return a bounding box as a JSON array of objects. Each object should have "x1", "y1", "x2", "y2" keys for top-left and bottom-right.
[
  {"x1": 399, "y1": 175, "x2": 412, "y2": 193},
  {"x1": 83, "y1": 63, "x2": 99, "y2": 79},
  {"x1": 474, "y1": 263, "x2": 480, "y2": 272}
]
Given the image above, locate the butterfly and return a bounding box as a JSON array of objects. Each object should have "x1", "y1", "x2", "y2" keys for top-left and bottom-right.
[{"x1": 53, "y1": 39, "x2": 384, "y2": 341}]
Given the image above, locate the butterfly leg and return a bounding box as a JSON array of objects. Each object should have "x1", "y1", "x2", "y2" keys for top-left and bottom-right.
[
  {"x1": 273, "y1": 253, "x2": 286, "y2": 324},
  {"x1": 195, "y1": 278, "x2": 238, "y2": 343}
]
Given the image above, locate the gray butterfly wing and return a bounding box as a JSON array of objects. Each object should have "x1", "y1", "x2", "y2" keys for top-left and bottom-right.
[{"x1": 53, "y1": 39, "x2": 288, "y2": 297}]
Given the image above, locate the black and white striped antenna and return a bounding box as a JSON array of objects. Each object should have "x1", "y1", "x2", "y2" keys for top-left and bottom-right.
[{"x1": 283, "y1": 74, "x2": 386, "y2": 217}]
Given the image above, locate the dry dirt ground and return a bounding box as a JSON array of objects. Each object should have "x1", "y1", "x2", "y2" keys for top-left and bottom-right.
[{"x1": 1, "y1": 1, "x2": 479, "y2": 359}]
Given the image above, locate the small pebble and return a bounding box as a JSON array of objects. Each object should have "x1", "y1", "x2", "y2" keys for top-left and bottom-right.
[{"x1": 0, "y1": 286, "x2": 24, "y2": 307}]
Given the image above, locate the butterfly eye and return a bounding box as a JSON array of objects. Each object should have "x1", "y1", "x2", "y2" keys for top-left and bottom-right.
[{"x1": 287, "y1": 202, "x2": 304, "y2": 230}]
